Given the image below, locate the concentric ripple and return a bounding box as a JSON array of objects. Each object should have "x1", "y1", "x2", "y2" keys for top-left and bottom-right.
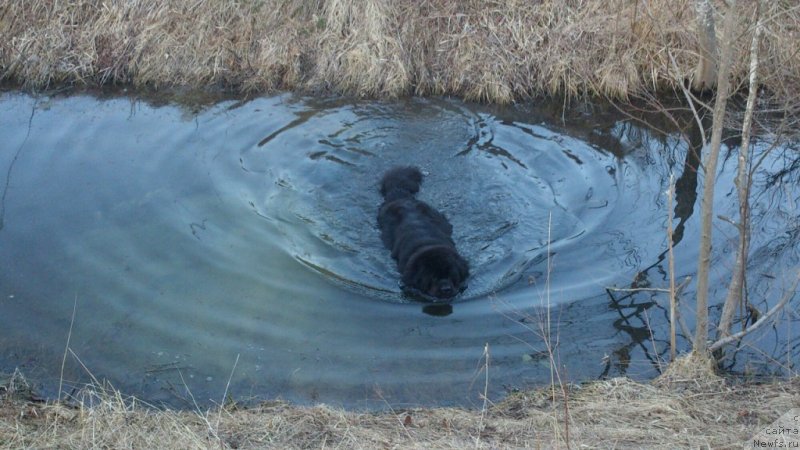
[
  {"x1": 0, "y1": 92, "x2": 797, "y2": 409},
  {"x1": 233, "y1": 98, "x2": 631, "y2": 301}
]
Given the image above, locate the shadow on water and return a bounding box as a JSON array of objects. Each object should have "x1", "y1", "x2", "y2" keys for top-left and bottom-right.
[{"x1": 0, "y1": 88, "x2": 797, "y2": 409}]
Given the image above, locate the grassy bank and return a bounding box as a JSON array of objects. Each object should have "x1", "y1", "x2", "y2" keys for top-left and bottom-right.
[
  {"x1": 2, "y1": 363, "x2": 798, "y2": 449},
  {"x1": 1, "y1": 0, "x2": 798, "y2": 102}
]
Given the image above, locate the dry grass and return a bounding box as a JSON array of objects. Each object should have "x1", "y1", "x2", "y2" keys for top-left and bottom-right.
[
  {"x1": 1, "y1": 0, "x2": 798, "y2": 103},
  {"x1": 2, "y1": 360, "x2": 798, "y2": 449}
]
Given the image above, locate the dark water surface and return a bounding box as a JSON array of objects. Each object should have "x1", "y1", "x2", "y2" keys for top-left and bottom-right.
[{"x1": 0, "y1": 91, "x2": 797, "y2": 409}]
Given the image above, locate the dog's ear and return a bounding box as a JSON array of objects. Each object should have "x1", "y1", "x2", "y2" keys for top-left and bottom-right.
[
  {"x1": 400, "y1": 264, "x2": 421, "y2": 292},
  {"x1": 400, "y1": 269, "x2": 429, "y2": 301}
]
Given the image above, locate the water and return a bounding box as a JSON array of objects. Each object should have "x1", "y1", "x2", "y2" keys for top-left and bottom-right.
[{"x1": 0, "y1": 90, "x2": 797, "y2": 409}]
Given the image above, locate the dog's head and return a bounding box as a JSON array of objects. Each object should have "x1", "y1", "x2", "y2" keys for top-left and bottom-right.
[
  {"x1": 380, "y1": 166, "x2": 423, "y2": 200},
  {"x1": 402, "y1": 246, "x2": 469, "y2": 301}
]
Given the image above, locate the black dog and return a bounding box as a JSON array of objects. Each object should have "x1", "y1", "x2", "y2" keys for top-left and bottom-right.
[{"x1": 377, "y1": 166, "x2": 469, "y2": 301}]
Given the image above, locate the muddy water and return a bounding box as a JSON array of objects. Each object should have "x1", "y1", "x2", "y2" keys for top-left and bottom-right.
[{"x1": 0, "y1": 91, "x2": 797, "y2": 409}]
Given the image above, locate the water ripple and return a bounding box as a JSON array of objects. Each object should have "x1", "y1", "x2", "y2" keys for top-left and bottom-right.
[{"x1": 0, "y1": 92, "x2": 797, "y2": 409}]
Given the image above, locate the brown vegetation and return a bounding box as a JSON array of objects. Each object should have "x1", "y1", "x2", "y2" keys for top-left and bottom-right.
[
  {"x1": 2, "y1": 2, "x2": 799, "y2": 447},
  {"x1": 2, "y1": 366, "x2": 798, "y2": 449},
  {"x1": 1, "y1": 0, "x2": 798, "y2": 103}
]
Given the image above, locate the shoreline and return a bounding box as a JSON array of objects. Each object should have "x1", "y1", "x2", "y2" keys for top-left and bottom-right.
[
  {"x1": 3, "y1": 2, "x2": 799, "y2": 447},
  {"x1": 2, "y1": 364, "x2": 798, "y2": 449},
  {"x1": 2, "y1": 1, "x2": 798, "y2": 103}
]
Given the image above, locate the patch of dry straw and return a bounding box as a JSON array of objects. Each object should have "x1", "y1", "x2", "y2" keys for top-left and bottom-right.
[
  {"x1": 1, "y1": 0, "x2": 798, "y2": 103},
  {"x1": 2, "y1": 359, "x2": 798, "y2": 449}
]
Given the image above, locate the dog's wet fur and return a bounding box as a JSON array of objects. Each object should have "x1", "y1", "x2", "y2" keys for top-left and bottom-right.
[{"x1": 377, "y1": 166, "x2": 469, "y2": 301}]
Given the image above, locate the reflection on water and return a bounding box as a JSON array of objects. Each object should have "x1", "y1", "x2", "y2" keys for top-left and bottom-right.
[{"x1": 0, "y1": 90, "x2": 797, "y2": 409}]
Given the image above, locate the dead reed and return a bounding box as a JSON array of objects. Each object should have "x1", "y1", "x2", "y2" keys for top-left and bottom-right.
[
  {"x1": 1, "y1": 0, "x2": 798, "y2": 103},
  {"x1": 2, "y1": 367, "x2": 797, "y2": 449}
]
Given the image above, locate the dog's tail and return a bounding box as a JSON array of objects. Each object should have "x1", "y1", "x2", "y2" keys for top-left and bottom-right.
[{"x1": 380, "y1": 166, "x2": 423, "y2": 201}]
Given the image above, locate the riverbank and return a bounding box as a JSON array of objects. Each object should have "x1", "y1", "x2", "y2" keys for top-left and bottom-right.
[
  {"x1": 2, "y1": 360, "x2": 798, "y2": 449},
  {"x1": 1, "y1": 1, "x2": 798, "y2": 103}
]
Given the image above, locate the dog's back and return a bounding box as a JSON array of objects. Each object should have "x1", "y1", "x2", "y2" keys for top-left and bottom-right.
[
  {"x1": 377, "y1": 166, "x2": 469, "y2": 300},
  {"x1": 378, "y1": 166, "x2": 441, "y2": 251}
]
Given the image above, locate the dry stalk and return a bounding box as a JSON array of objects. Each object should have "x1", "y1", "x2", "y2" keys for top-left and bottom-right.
[
  {"x1": 666, "y1": 175, "x2": 677, "y2": 361},
  {"x1": 1, "y1": 1, "x2": 798, "y2": 102}
]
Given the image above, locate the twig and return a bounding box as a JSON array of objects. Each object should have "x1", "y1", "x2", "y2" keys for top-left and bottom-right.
[
  {"x1": 0, "y1": 40, "x2": 31, "y2": 81},
  {"x1": 607, "y1": 277, "x2": 693, "y2": 340},
  {"x1": 177, "y1": 369, "x2": 219, "y2": 441},
  {"x1": 667, "y1": 174, "x2": 677, "y2": 361},
  {"x1": 607, "y1": 286, "x2": 671, "y2": 293},
  {"x1": 216, "y1": 353, "x2": 240, "y2": 430},
  {"x1": 371, "y1": 386, "x2": 413, "y2": 440},
  {"x1": 668, "y1": 50, "x2": 707, "y2": 144},
  {"x1": 476, "y1": 343, "x2": 490, "y2": 448},
  {"x1": 709, "y1": 269, "x2": 800, "y2": 352},
  {"x1": 643, "y1": 307, "x2": 663, "y2": 372},
  {"x1": 67, "y1": 348, "x2": 101, "y2": 387},
  {"x1": 672, "y1": 279, "x2": 695, "y2": 341},
  {"x1": 607, "y1": 277, "x2": 691, "y2": 294},
  {"x1": 59, "y1": 295, "x2": 78, "y2": 403}
]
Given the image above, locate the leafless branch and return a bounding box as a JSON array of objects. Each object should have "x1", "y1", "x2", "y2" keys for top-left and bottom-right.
[{"x1": 710, "y1": 269, "x2": 800, "y2": 352}]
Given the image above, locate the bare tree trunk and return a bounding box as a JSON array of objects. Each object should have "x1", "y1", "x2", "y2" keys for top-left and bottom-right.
[
  {"x1": 717, "y1": 1, "x2": 763, "y2": 340},
  {"x1": 692, "y1": 0, "x2": 718, "y2": 92},
  {"x1": 694, "y1": 0, "x2": 737, "y2": 354}
]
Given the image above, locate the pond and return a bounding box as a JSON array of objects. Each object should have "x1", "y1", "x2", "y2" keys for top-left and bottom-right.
[{"x1": 0, "y1": 90, "x2": 797, "y2": 409}]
